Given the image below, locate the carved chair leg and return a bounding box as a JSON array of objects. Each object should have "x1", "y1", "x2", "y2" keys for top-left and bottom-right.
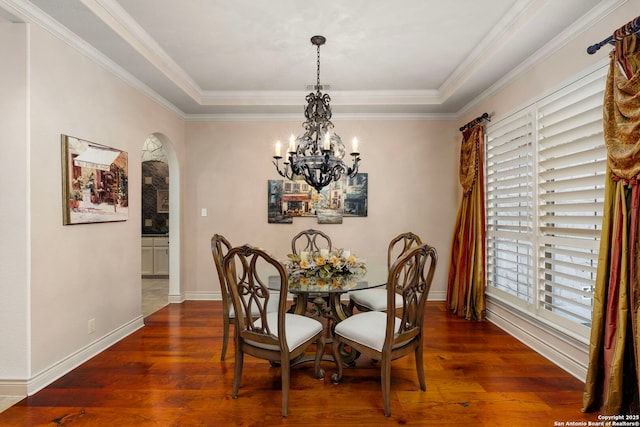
[
  {"x1": 381, "y1": 356, "x2": 392, "y2": 417},
  {"x1": 232, "y1": 351, "x2": 243, "y2": 398},
  {"x1": 315, "y1": 335, "x2": 325, "y2": 379},
  {"x1": 415, "y1": 343, "x2": 426, "y2": 391},
  {"x1": 330, "y1": 338, "x2": 344, "y2": 384},
  {"x1": 281, "y1": 362, "x2": 290, "y2": 417},
  {"x1": 221, "y1": 316, "x2": 230, "y2": 361}
]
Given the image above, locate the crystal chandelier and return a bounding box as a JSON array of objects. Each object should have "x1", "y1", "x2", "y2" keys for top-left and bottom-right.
[{"x1": 272, "y1": 35, "x2": 361, "y2": 192}]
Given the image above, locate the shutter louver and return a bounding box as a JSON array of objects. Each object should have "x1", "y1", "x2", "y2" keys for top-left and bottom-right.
[
  {"x1": 486, "y1": 110, "x2": 534, "y2": 303},
  {"x1": 485, "y1": 66, "x2": 607, "y2": 334},
  {"x1": 537, "y1": 70, "x2": 606, "y2": 328}
]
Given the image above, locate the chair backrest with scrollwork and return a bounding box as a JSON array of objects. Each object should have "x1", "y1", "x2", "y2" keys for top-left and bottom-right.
[
  {"x1": 387, "y1": 232, "x2": 423, "y2": 269},
  {"x1": 223, "y1": 244, "x2": 288, "y2": 351},
  {"x1": 291, "y1": 229, "x2": 332, "y2": 255},
  {"x1": 211, "y1": 233, "x2": 233, "y2": 308},
  {"x1": 385, "y1": 243, "x2": 437, "y2": 351},
  {"x1": 387, "y1": 232, "x2": 423, "y2": 289}
]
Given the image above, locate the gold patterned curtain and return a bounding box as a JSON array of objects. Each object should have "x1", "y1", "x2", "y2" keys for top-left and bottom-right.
[
  {"x1": 447, "y1": 124, "x2": 486, "y2": 320},
  {"x1": 583, "y1": 32, "x2": 640, "y2": 415}
]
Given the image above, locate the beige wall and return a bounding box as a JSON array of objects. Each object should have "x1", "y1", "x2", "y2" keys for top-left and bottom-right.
[
  {"x1": 24, "y1": 23, "x2": 185, "y2": 381},
  {"x1": 184, "y1": 119, "x2": 459, "y2": 300},
  {"x1": 0, "y1": 22, "x2": 29, "y2": 383}
]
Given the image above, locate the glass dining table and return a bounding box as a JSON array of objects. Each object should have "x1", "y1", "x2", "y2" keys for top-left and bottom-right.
[{"x1": 264, "y1": 261, "x2": 389, "y2": 364}]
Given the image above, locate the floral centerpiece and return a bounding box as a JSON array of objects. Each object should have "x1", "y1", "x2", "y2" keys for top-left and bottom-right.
[{"x1": 285, "y1": 249, "x2": 366, "y2": 290}]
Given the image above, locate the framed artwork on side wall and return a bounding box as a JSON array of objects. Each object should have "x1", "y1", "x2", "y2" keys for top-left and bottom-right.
[{"x1": 61, "y1": 134, "x2": 129, "y2": 225}]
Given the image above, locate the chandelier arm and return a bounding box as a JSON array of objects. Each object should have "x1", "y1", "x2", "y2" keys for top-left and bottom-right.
[
  {"x1": 347, "y1": 155, "x2": 361, "y2": 176},
  {"x1": 273, "y1": 159, "x2": 294, "y2": 181}
]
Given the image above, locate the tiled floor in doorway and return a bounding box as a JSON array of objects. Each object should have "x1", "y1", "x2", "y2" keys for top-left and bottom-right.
[{"x1": 142, "y1": 277, "x2": 169, "y2": 317}]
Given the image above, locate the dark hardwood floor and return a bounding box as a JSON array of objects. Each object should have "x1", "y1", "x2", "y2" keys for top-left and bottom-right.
[{"x1": 0, "y1": 301, "x2": 599, "y2": 426}]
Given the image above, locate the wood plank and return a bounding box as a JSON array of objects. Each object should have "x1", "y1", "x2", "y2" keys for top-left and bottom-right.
[{"x1": 0, "y1": 301, "x2": 602, "y2": 425}]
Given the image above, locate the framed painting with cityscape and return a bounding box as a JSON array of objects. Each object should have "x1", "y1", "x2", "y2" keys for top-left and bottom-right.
[
  {"x1": 61, "y1": 134, "x2": 129, "y2": 225},
  {"x1": 267, "y1": 173, "x2": 368, "y2": 224}
]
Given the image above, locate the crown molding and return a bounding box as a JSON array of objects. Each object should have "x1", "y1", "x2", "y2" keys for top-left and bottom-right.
[
  {"x1": 199, "y1": 89, "x2": 441, "y2": 106},
  {"x1": 87, "y1": 0, "x2": 203, "y2": 102},
  {"x1": 458, "y1": 0, "x2": 627, "y2": 117},
  {"x1": 439, "y1": 0, "x2": 537, "y2": 102},
  {"x1": 184, "y1": 111, "x2": 457, "y2": 122},
  {"x1": 1, "y1": 0, "x2": 627, "y2": 121},
  {"x1": 0, "y1": 0, "x2": 185, "y2": 117}
]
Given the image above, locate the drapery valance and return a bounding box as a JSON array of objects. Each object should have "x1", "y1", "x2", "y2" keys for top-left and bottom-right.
[{"x1": 605, "y1": 35, "x2": 640, "y2": 180}]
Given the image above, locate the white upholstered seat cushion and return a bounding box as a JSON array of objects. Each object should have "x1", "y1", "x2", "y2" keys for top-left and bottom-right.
[
  {"x1": 334, "y1": 311, "x2": 401, "y2": 352},
  {"x1": 247, "y1": 312, "x2": 323, "y2": 352},
  {"x1": 349, "y1": 288, "x2": 402, "y2": 311}
]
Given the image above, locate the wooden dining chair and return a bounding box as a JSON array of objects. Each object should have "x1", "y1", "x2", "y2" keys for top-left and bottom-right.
[
  {"x1": 331, "y1": 243, "x2": 437, "y2": 417},
  {"x1": 211, "y1": 234, "x2": 235, "y2": 361},
  {"x1": 349, "y1": 232, "x2": 423, "y2": 312},
  {"x1": 211, "y1": 234, "x2": 279, "y2": 361},
  {"x1": 291, "y1": 228, "x2": 332, "y2": 254},
  {"x1": 223, "y1": 244, "x2": 325, "y2": 417}
]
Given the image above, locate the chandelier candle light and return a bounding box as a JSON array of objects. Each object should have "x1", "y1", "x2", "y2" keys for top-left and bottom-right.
[{"x1": 272, "y1": 35, "x2": 361, "y2": 192}]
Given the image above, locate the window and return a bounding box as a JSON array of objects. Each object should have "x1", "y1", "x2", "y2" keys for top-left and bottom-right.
[
  {"x1": 486, "y1": 66, "x2": 607, "y2": 337},
  {"x1": 486, "y1": 111, "x2": 534, "y2": 303}
]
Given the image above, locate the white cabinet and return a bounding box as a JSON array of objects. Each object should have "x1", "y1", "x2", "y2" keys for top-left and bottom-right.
[
  {"x1": 141, "y1": 238, "x2": 154, "y2": 275},
  {"x1": 142, "y1": 236, "x2": 169, "y2": 276},
  {"x1": 153, "y1": 237, "x2": 170, "y2": 275}
]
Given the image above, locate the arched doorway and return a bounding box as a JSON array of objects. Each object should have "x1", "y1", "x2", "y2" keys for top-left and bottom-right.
[{"x1": 141, "y1": 134, "x2": 181, "y2": 316}]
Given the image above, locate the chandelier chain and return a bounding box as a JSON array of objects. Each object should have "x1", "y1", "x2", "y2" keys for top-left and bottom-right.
[{"x1": 316, "y1": 43, "x2": 321, "y2": 90}]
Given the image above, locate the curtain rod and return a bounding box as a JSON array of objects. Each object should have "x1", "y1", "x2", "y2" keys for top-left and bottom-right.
[
  {"x1": 459, "y1": 112, "x2": 490, "y2": 132},
  {"x1": 587, "y1": 15, "x2": 640, "y2": 54}
]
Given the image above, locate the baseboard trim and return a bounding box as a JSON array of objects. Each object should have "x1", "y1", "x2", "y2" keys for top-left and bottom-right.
[
  {"x1": 168, "y1": 293, "x2": 185, "y2": 304},
  {"x1": 0, "y1": 381, "x2": 27, "y2": 397},
  {"x1": 184, "y1": 291, "x2": 221, "y2": 300},
  {"x1": 428, "y1": 290, "x2": 446, "y2": 301},
  {"x1": 0, "y1": 315, "x2": 145, "y2": 397},
  {"x1": 485, "y1": 295, "x2": 589, "y2": 382}
]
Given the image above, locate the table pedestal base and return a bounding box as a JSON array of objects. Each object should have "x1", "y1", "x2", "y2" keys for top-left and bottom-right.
[{"x1": 289, "y1": 292, "x2": 359, "y2": 366}]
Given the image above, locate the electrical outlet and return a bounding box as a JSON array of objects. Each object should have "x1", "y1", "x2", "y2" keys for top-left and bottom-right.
[{"x1": 88, "y1": 318, "x2": 96, "y2": 334}]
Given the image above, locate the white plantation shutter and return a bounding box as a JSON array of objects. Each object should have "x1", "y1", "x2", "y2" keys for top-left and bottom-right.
[
  {"x1": 536, "y1": 69, "x2": 606, "y2": 328},
  {"x1": 486, "y1": 111, "x2": 534, "y2": 304},
  {"x1": 485, "y1": 66, "x2": 607, "y2": 336}
]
